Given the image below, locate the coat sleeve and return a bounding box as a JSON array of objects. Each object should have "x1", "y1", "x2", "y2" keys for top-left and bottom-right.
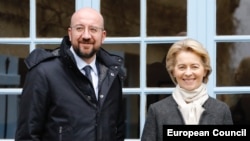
[
  {"x1": 141, "y1": 105, "x2": 157, "y2": 141},
  {"x1": 15, "y1": 67, "x2": 49, "y2": 141},
  {"x1": 115, "y1": 76, "x2": 125, "y2": 141}
]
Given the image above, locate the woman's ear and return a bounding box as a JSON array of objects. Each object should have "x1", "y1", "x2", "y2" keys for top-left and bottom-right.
[{"x1": 204, "y1": 70, "x2": 208, "y2": 77}]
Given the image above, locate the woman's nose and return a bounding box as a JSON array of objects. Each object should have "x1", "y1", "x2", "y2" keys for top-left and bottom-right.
[{"x1": 184, "y1": 68, "x2": 192, "y2": 75}]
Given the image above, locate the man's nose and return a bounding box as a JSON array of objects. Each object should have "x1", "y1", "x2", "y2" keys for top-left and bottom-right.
[{"x1": 81, "y1": 28, "x2": 91, "y2": 39}]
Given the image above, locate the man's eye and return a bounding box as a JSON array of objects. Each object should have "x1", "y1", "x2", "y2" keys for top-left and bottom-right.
[
  {"x1": 76, "y1": 27, "x2": 84, "y2": 31},
  {"x1": 89, "y1": 27, "x2": 97, "y2": 33}
]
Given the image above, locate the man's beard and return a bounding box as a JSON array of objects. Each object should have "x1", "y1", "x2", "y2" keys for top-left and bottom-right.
[{"x1": 74, "y1": 46, "x2": 98, "y2": 59}]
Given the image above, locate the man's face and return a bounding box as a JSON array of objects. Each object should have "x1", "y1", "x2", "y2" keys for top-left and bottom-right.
[{"x1": 68, "y1": 9, "x2": 106, "y2": 61}]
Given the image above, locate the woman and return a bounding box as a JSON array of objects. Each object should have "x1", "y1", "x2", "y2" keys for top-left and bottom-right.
[{"x1": 141, "y1": 38, "x2": 233, "y2": 141}]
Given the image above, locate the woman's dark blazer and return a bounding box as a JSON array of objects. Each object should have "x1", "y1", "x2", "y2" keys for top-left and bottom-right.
[{"x1": 141, "y1": 95, "x2": 233, "y2": 141}]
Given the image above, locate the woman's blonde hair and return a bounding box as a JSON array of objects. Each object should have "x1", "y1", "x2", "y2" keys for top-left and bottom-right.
[{"x1": 166, "y1": 38, "x2": 212, "y2": 85}]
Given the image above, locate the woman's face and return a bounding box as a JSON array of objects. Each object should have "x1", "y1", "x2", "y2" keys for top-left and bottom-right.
[{"x1": 173, "y1": 51, "x2": 207, "y2": 91}]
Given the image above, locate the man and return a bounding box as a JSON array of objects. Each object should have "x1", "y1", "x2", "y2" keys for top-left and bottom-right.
[{"x1": 15, "y1": 7, "x2": 125, "y2": 141}]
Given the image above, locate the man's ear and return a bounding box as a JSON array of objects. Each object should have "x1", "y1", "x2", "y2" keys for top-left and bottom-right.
[
  {"x1": 68, "y1": 27, "x2": 72, "y2": 41},
  {"x1": 101, "y1": 30, "x2": 107, "y2": 43}
]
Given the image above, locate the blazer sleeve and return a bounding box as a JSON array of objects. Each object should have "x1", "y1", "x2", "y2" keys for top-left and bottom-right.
[
  {"x1": 141, "y1": 105, "x2": 157, "y2": 141},
  {"x1": 223, "y1": 103, "x2": 234, "y2": 125}
]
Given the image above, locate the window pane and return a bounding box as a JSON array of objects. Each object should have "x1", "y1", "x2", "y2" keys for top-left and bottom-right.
[
  {"x1": 216, "y1": 0, "x2": 243, "y2": 35},
  {"x1": 216, "y1": 42, "x2": 250, "y2": 86},
  {"x1": 146, "y1": 94, "x2": 171, "y2": 111},
  {"x1": 36, "y1": 44, "x2": 60, "y2": 50},
  {"x1": 103, "y1": 44, "x2": 140, "y2": 87},
  {"x1": 217, "y1": 94, "x2": 250, "y2": 124},
  {"x1": 146, "y1": 44, "x2": 175, "y2": 87},
  {"x1": 234, "y1": 0, "x2": 250, "y2": 35},
  {"x1": 36, "y1": 0, "x2": 75, "y2": 37},
  {"x1": 216, "y1": 42, "x2": 235, "y2": 86},
  {"x1": 0, "y1": 0, "x2": 29, "y2": 37},
  {"x1": 147, "y1": 0, "x2": 187, "y2": 36},
  {"x1": 0, "y1": 45, "x2": 29, "y2": 88},
  {"x1": 123, "y1": 95, "x2": 140, "y2": 138},
  {"x1": 101, "y1": 0, "x2": 140, "y2": 36},
  {"x1": 0, "y1": 95, "x2": 19, "y2": 138}
]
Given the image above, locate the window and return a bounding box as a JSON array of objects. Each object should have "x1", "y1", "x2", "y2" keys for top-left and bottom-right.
[{"x1": 0, "y1": 0, "x2": 249, "y2": 140}]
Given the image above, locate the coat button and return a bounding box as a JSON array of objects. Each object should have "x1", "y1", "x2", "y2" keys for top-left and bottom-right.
[
  {"x1": 100, "y1": 95, "x2": 104, "y2": 99},
  {"x1": 110, "y1": 72, "x2": 114, "y2": 76}
]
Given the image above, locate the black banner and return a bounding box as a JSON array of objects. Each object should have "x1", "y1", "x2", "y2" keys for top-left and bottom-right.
[{"x1": 163, "y1": 125, "x2": 249, "y2": 140}]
